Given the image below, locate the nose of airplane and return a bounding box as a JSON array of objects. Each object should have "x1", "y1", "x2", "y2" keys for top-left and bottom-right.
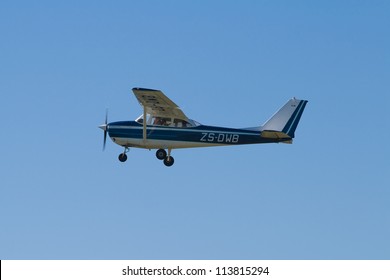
[{"x1": 99, "y1": 124, "x2": 107, "y2": 131}]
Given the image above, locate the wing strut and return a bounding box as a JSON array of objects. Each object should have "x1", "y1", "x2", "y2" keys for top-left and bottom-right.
[{"x1": 143, "y1": 105, "x2": 147, "y2": 142}]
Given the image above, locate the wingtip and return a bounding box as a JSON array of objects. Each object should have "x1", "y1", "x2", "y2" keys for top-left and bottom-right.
[{"x1": 132, "y1": 87, "x2": 160, "y2": 92}]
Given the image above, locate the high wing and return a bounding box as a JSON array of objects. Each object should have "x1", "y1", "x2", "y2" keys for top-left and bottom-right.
[{"x1": 132, "y1": 88, "x2": 189, "y2": 121}]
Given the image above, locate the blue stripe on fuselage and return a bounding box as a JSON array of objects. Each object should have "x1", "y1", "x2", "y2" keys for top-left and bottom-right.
[{"x1": 107, "y1": 121, "x2": 289, "y2": 145}]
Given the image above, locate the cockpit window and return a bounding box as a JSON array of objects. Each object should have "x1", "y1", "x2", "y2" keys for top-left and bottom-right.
[
  {"x1": 174, "y1": 119, "x2": 191, "y2": 127},
  {"x1": 191, "y1": 120, "x2": 201, "y2": 127},
  {"x1": 152, "y1": 117, "x2": 172, "y2": 126},
  {"x1": 136, "y1": 114, "x2": 200, "y2": 127},
  {"x1": 136, "y1": 114, "x2": 150, "y2": 124}
]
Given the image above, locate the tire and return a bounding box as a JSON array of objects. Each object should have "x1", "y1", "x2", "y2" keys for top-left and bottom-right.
[
  {"x1": 118, "y1": 153, "x2": 128, "y2": 162},
  {"x1": 156, "y1": 149, "x2": 167, "y2": 160},
  {"x1": 163, "y1": 156, "x2": 174, "y2": 167}
]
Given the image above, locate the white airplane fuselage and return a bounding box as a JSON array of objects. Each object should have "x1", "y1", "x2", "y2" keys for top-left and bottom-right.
[{"x1": 106, "y1": 121, "x2": 290, "y2": 150}]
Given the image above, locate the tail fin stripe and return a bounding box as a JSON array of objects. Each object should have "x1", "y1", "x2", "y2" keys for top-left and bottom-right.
[
  {"x1": 281, "y1": 100, "x2": 304, "y2": 134},
  {"x1": 283, "y1": 100, "x2": 308, "y2": 137}
]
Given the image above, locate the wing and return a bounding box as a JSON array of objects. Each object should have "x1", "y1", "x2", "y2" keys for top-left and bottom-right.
[{"x1": 132, "y1": 88, "x2": 189, "y2": 121}]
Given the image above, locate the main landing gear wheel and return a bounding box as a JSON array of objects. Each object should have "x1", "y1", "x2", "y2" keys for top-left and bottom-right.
[
  {"x1": 156, "y1": 149, "x2": 167, "y2": 160},
  {"x1": 163, "y1": 156, "x2": 174, "y2": 167},
  {"x1": 118, "y1": 153, "x2": 127, "y2": 162},
  {"x1": 156, "y1": 148, "x2": 174, "y2": 167}
]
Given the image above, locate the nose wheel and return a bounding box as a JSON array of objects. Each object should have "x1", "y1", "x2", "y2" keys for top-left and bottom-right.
[
  {"x1": 118, "y1": 147, "x2": 129, "y2": 162},
  {"x1": 118, "y1": 153, "x2": 127, "y2": 162},
  {"x1": 156, "y1": 148, "x2": 175, "y2": 167}
]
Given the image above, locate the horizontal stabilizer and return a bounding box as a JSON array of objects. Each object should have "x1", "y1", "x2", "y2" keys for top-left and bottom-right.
[
  {"x1": 261, "y1": 130, "x2": 293, "y2": 144},
  {"x1": 261, "y1": 130, "x2": 290, "y2": 139}
]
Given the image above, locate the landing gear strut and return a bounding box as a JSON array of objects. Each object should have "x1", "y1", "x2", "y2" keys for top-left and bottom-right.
[
  {"x1": 118, "y1": 147, "x2": 129, "y2": 162},
  {"x1": 156, "y1": 148, "x2": 175, "y2": 167}
]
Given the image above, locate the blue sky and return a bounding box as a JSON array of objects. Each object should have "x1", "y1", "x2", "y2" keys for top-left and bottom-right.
[{"x1": 1, "y1": 1, "x2": 389, "y2": 259}]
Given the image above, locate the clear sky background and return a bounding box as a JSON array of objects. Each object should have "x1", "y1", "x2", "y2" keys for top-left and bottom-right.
[{"x1": 1, "y1": 1, "x2": 389, "y2": 259}]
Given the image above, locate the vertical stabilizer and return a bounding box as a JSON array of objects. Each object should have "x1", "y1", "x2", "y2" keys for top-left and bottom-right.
[{"x1": 261, "y1": 98, "x2": 308, "y2": 138}]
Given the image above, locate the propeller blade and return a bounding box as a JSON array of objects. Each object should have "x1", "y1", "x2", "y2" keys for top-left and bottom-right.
[
  {"x1": 103, "y1": 129, "x2": 107, "y2": 151},
  {"x1": 100, "y1": 109, "x2": 108, "y2": 151}
]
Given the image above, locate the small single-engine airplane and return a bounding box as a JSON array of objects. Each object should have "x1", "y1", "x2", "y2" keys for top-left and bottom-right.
[{"x1": 99, "y1": 88, "x2": 308, "y2": 167}]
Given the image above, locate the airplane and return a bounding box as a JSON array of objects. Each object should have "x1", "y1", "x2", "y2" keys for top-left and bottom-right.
[{"x1": 99, "y1": 88, "x2": 308, "y2": 167}]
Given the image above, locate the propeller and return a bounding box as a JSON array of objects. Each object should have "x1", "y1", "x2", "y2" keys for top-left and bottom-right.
[{"x1": 99, "y1": 109, "x2": 108, "y2": 150}]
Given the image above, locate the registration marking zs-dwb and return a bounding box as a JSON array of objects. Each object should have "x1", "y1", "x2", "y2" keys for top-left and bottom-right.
[{"x1": 200, "y1": 132, "x2": 239, "y2": 143}]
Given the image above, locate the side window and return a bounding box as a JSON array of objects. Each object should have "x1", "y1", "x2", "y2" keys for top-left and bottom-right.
[
  {"x1": 152, "y1": 117, "x2": 172, "y2": 126},
  {"x1": 174, "y1": 119, "x2": 182, "y2": 127},
  {"x1": 174, "y1": 119, "x2": 191, "y2": 128}
]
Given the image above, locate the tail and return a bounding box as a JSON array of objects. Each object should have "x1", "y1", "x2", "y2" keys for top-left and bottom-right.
[{"x1": 260, "y1": 98, "x2": 308, "y2": 142}]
